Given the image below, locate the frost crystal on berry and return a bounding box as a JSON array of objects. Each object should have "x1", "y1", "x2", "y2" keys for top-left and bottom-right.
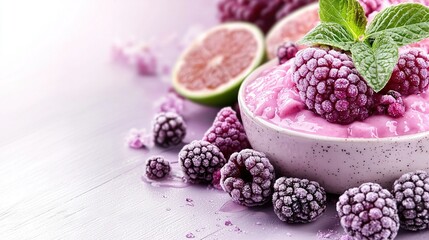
[
  {"x1": 179, "y1": 140, "x2": 226, "y2": 183},
  {"x1": 273, "y1": 177, "x2": 327, "y2": 223},
  {"x1": 383, "y1": 49, "x2": 429, "y2": 96},
  {"x1": 221, "y1": 149, "x2": 275, "y2": 207},
  {"x1": 393, "y1": 170, "x2": 429, "y2": 231},
  {"x1": 292, "y1": 47, "x2": 374, "y2": 124},
  {"x1": 337, "y1": 183, "x2": 400, "y2": 240},
  {"x1": 146, "y1": 156, "x2": 170, "y2": 179},
  {"x1": 203, "y1": 107, "x2": 250, "y2": 159},
  {"x1": 153, "y1": 112, "x2": 186, "y2": 148}
]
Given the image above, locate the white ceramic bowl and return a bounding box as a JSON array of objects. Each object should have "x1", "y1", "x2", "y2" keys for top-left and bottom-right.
[{"x1": 238, "y1": 60, "x2": 429, "y2": 194}]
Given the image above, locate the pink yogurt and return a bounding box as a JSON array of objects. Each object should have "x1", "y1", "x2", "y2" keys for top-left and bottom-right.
[{"x1": 244, "y1": 61, "x2": 429, "y2": 138}]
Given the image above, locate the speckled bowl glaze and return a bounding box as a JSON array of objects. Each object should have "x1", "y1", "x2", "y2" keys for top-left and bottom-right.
[{"x1": 238, "y1": 60, "x2": 429, "y2": 194}]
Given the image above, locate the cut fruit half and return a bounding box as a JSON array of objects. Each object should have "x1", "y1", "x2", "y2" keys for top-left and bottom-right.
[
  {"x1": 172, "y1": 22, "x2": 265, "y2": 106},
  {"x1": 266, "y1": 3, "x2": 320, "y2": 60}
]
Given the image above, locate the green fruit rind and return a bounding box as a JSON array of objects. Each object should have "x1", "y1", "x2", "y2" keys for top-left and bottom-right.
[{"x1": 172, "y1": 22, "x2": 265, "y2": 107}]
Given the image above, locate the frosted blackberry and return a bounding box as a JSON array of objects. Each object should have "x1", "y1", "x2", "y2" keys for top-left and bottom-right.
[
  {"x1": 374, "y1": 90, "x2": 406, "y2": 118},
  {"x1": 277, "y1": 42, "x2": 299, "y2": 65},
  {"x1": 383, "y1": 49, "x2": 429, "y2": 96},
  {"x1": 203, "y1": 107, "x2": 250, "y2": 159},
  {"x1": 152, "y1": 112, "x2": 186, "y2": 148},
  {"x1": 337, "y1": 183, "x2": 400, "y2": 240},
  {"x1": 292, "y1": 47, "x2": 375, "y2": 124},
  {"x1": 221, "y1": 149, "x2": 275, "y2": 207},
  {"x1": 145, "y1": 156, "x2": 170, "y2": 179},
  {"x1": 359, "y1": 0, "x2": 383, "y2": 17},
  {"x1": 272, "y1": 177, "x2": 327, "y2": 223},
  {"x1": 179, "y1": 140, "x2": 226, "y2": 184},
  {"x1": 393, "y1": 170, "x2": 429, "y2": 231},
  {"x1": 217, "y1": 0, "x2": 316, "y2": 33}
]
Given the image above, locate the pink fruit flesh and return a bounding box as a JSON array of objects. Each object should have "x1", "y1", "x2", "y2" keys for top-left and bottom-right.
[{"x1": 177, "y1": 29, "x2": 257, "y2": 91}]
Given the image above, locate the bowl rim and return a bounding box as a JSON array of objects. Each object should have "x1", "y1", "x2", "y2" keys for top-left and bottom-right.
[{"x1": 238, "y1": 59, "x2": 429, "y2": 143}]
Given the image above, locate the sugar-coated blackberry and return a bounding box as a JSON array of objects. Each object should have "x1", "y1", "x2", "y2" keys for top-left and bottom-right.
[
  {"x1": 152, "y1": 112, "x2": 186, "y2": 148},
  {"x1": 203, "y1": 107, "x2": 250, "y2": 159},
  {"x1": 277, "y1": 42, "x2": 299, "y2": 65},
  {"x1": 179, "y1": 140, "x2": 226, "y2": 183},
  {"x1": 221, "y1": 149, "x2": 275, "y2": 207},
  {"x1": 383, "y1": 49, "x2": 429, "y2": 96},
  {"x1": 337, "y1": 183, "x2": 400, "y2": 240},
  {"x1": 272, "y1": 177, "x2": 327, "y2": 223},
  {"x1": 292, "y1": 47, "x2": 375, "y2": 124},
  {"x1": 145, "y1": 156, "x2": 170, "y2": 179},
  {"x1": 374, "y1": 90, "x2": 406, "y2": 118},
  {"x1": 393, "y1": 170, "x2": 429, "y2": 231}
]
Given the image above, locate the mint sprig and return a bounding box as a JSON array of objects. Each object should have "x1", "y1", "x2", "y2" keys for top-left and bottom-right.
[
  {"x1": 300, "y1": 23, "x2": 355, "y2": 50},
  {"x1": 319, "y1": 0, "x2": 367, "y2": 39},
  {"x1": 299, "y1": 0, "x2": 429, "y2": 92},
  {"x1": 351, "y1": 34, "x2": 399, "y2": 91},
  {"x1": 367, "y1": 4, "x2": 429, "y2": 46}
]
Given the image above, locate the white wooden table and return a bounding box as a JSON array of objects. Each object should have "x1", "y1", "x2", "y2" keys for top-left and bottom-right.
[{"x1": 1, "y1": 0, "x2": 428, "y2": 239}]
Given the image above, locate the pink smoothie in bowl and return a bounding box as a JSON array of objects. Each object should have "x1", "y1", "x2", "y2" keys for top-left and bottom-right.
[{"x1": 244, "y1": 61, "x2": 429, "y2": 139}]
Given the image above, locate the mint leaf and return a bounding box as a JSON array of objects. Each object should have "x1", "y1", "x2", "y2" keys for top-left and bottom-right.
[
  {"x1": 351, "y1": 34, "x2": 398, "y2": 92},
  {"x1": 319, "y1": 0, "x2": 367, "y2": 39},
  {"x1": 299, "y1": 23, "x2": 355, "y2": 50},
  {"x1": 367, "y1": 3, "x2": 429, "y2": 46}
]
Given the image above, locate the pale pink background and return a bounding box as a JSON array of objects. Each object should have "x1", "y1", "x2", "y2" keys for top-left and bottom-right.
[{"x1": 0, "y1": 0, "x2": 428, "y2": 239}]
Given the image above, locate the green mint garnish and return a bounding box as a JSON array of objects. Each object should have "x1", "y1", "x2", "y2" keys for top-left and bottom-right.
[
  {"x1": 367, "y1": 4, "x2": 429, "y2": 47},
  {"x1": 351, "y1": 33, "x2": 399, "y2": 91},
  {"x1": 319, "y1": 0, "x2": 367, "y2": 39},
  {"x1": 300, "y1": 22, "x2": 355, "y2": 50},
  {"x1": 299, "y1": 0, "x2": 429, "y2": 92}
]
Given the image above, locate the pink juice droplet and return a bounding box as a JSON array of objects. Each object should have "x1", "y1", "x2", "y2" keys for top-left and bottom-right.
[
  {"x1": 185, "y1": 233, "x2": 195, "y2": 238},
  {"x1": 224, "y1": 220, "x2": 233, "y2": 226}
]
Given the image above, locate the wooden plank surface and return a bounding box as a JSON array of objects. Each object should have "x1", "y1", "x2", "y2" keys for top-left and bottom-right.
[{"x1": 1, "y1": 0, "x2": 428, "y2": 239}]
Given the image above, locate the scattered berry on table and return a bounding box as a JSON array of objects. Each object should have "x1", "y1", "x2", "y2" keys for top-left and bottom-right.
[
  {"x1": 277, "y1": 42, "x2": 299, "y2": 65},
  {"x1": 383, "y1": 49, "x2": 429, "y2": 96},
  {"x1": 126, "y1": 128, "x2": 153, "y2": 149},
  {"x1": 337, "y1": 182, "x2": 400, "y2": 240},
  {"x1": 292, "y1": 47, "x2": 374, "y2": 124},
  {"x1": 374, "y1": 90, "x2": 406, "y2": 118},
  {"x1": 111, "y1": 39, "x2": 158, "y2": 75},
  {"x1": 152, "y1": 112, "x2": 186, "y2": 148},
  {"x1": 393, "y1": 170, "x2": 429, "y2": 231},
  {"x1": 272, "y1": 177, "x2": 327, "y2": 223},
  {"x1": 156, "y1": 90, "x2": 185, "y2": 115},
  {"x1": 145, "y1": 156, "x2": 171, "y2": 179},
  {"x1": 221, "y1": 149, "x2": 275, "y2": 207},
  {"x1": 203, "y1": 107, "x2": 250, "y2": 159},
  {"x1": 217, "y1": 0, "x2": 316, "y2": 34},
  {"x1": 179, "y1": 140, "x2": 226, "y2": 183}
]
